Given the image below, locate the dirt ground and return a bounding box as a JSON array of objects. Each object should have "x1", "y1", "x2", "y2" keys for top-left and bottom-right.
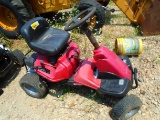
[{"x1": 0, "y1": 3, "x2": 160, "y2": 120}]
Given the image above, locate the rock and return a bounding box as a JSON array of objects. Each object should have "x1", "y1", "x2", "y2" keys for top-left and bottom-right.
[{"x1": 140, "y1": 90, "x2": 145, "y2": 95}]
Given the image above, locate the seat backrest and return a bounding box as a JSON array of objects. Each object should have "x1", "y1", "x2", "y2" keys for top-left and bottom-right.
[{"x1": 21, "y1": 17, "x2": 49, "y2": 46}]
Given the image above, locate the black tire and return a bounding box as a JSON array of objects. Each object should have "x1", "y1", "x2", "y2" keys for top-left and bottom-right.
[
  {"x1": 20, "y1": 73, "x2": 48, "y2": 98},
  {"x1": 65, "y1": 7, "x2": 97, "y2": 31},
  {"x1": 99, "y1": 0, "x2": 110, "y2": 6},
  {"x1": 110, "y1": 94, "x2": 142, "y2": 120},
  {"x1": 12, "y1": 49, "x2": 25, "y2": 66},
  {"x1": 75, "y1": 0, "x2": 105, "y2": 32},
  {"x1": 0, "y1": 89, "x2": 4, "y2": 96},
  {"x1": 0, "y1": 0, "x2": 35, "y2": 39}
]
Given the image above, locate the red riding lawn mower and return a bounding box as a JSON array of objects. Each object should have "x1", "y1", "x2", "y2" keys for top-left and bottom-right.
[{"x1": 20, "y1": 7, "x2": 142, "y2": 120}]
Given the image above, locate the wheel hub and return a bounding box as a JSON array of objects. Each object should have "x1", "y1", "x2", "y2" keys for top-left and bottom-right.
[
  {"x1": 0, "y1": 6, "x2": 18, "y2": 31},
  {"x1": 87, "y1": 15, "x2": 97, "y2": 30},
  {"x1": 23, "y1": 84, "x2": 39, "y2": 96},
  {"x1": 125, "y1": 107, "x2": 139, "y2": 119}
]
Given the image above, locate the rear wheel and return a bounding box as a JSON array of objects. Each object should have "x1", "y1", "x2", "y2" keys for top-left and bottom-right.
[
  {"x1": 75, "y1": 0, "x2": 105, "y2": 33},
  {"x1": 12, "y1": 49, "x2": 25, "y2": 66},
  {"x1": 20, "y1": 73, "x2": 48, "y2": 98},
  {"x1": 0, "y1": 0, "x2": 34, "y2": 39},
  {"x1": 110, "y1": 94, "x2": 142, "y2": 120}
]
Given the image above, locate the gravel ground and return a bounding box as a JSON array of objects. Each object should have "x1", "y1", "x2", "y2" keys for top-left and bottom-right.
[{"x1": 0, "y1": 3, "x2": 160, "y2": 120}]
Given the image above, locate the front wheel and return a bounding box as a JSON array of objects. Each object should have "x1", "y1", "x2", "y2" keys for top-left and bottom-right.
[
  {"x1": 110, "y1": 94, "x2": 142, "y2": 120},
  {"x1": 20, "y1": 73, "x2": 48, "y2": 98}
]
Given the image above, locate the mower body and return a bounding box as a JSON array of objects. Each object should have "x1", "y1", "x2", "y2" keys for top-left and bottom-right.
[
  {"x1": 25, "y1": 41, "x2": 133, "y2": 97},
  {"x1": 0, "y1": 49, "x2": 14, "y2": 78},
  {"x1": 20, "y1": 9, "x2": 142, "y2": 119},
  {"x1": 21, "y1": 16, "x2": 134, "y2": 97},
  {"x1": 0, "y1": 43, "x2": 14, "y2": 78},
  {"x1": 0, "y1": 42, "x2": 24, "y2": 78}
]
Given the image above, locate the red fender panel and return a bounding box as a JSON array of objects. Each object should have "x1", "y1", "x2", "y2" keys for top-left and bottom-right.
[{"x1": 74, "y1": 58, "x2": 101, "y2": 90}]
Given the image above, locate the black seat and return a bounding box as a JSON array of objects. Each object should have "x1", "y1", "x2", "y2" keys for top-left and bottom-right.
[{"x1": 21, "y1": 17, "x2": 70, "y2": 56}]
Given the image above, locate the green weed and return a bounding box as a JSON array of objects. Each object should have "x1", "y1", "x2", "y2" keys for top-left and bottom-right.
[
  {"x1": 0, "y1": 33, "x2": 12, "y2": 48},
  {"x1": 46, "y1": 7, "x2": 79, "y2": 29},
  {"x1": 135, "y1": 25, "x2": 142, "y2": 36},
  {"x1": 152, "y1": 57, "x2": 159, "y2": 63}
]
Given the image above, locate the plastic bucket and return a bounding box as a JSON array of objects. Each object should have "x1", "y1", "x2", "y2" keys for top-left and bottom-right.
[{"x1": 114, "y1": 38, "x2": 143, "y2": 56}]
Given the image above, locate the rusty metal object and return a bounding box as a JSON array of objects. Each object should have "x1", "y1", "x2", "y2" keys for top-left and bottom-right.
[
  {"x1": 141, "y1": 0, "x2": 160, "y2": 35},
  {"x1": 112, "y1": 0, "x2": 160, "y2": 35}
]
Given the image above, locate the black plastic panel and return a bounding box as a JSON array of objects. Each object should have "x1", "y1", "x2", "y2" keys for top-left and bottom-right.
[{"x1": 98, "y1": 78, "x2": 132, "y2": 97}]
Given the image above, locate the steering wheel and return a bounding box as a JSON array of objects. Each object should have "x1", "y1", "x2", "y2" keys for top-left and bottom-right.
[{"x1": 64, "y1": 7, "x2": 96, "y2": 31}]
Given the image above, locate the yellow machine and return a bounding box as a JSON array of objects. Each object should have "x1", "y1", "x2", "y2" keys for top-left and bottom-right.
[
  {"x1": 0, "y1": 0, "x2": 108, "y2": 38},
  {"x1": 112, "y1": 0, "x2": 160, "y2": 35},
  {"x1": 26, "y1": 0, "x2": 108, "y2": 13},
  {"x1": 0, "y1": 0, "x2": 159, "y2": 38}
]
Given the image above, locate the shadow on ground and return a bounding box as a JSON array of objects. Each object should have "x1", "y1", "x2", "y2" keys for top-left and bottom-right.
[
  {"x1": 48, "y1": 82, "x2": 122, "y2": 108},
  {"x1": 0, "y1": 65, "x2": 21, "y2": 95}
]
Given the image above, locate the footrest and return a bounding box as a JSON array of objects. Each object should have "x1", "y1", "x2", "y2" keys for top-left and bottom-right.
[{"x1": 98, "y1": 78, "x2": 131, "y2": 97}]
